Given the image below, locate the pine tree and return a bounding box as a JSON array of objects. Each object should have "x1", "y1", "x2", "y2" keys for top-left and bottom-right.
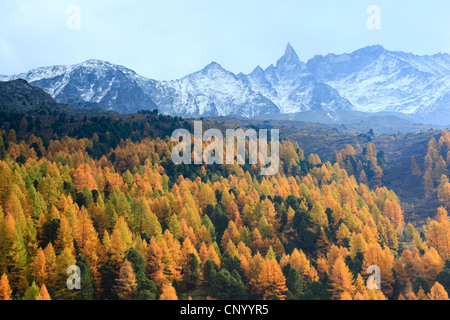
[
  {"x1": 286, "y1": 268, "x2": 304, "y2": 299},
  {"x1": 211, "y1": 268, "x2": 246, "y2": 300},
  {"x1": 126, "y1": 248, "x2": 158, "y2": 300},
  {"x1": 76, "y1": 255, "x2": 95, "y2": 300}
]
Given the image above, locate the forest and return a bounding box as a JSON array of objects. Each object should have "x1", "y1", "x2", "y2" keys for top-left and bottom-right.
[{"x1": 0, "y1": 113, "x2": 450, "y2": 301}]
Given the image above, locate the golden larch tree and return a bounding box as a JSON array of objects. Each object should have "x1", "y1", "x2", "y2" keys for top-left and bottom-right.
[
  {"x1": 114, "y1": 260, "x2": 138, "y2": 300},
  {"x1": 0, "y1": 273, "x2": 12, "y2": 300},
  {"x1": 160, "y1": 282, "x2": 178, "y2": 300},
  {"x1": 329, "y1": 256, "x2": 355, "y2": 300},
  {"x1": 253, "y1": 258, "x2": 287, "y2": 300},
  {"x1": 428, "y1": 282, "x2": 449, "y2": 300}
]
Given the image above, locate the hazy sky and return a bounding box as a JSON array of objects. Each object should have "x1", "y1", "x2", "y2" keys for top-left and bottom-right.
[{"x1": 1, "y1": 0, "x2": 450, "y2": 80}]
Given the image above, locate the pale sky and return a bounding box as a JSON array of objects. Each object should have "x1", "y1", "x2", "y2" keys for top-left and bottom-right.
[{"x1": 1, "y1": 0, "x2": 450, "y2": 80}]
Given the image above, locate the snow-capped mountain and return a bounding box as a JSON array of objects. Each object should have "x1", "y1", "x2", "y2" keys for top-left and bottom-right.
[
  {"x1": 1, "y1": 59, "x2": 158, "y2": 114},
  {"x1": 154, "y1": 62, "x2": 279, "y2": 117},
  {"x1": 307, "y1": 45, "x2": 450, "y2": 113},
  {"x1": 240, "y1": 44, "x2": 353, "y2": 113},
  {"x1": 1, "y1": 44, "x2": 450, "y2": 116}
]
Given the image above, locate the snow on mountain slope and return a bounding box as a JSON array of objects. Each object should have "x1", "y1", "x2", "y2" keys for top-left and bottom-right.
[
  {"x1": 2, "y1": 60, "x2": 158, "y2": 114},
  {"x1": 155, "y1": 62, "x2": 279, "y2": 117},
  {"x1": 241, "y1": 43, "x2": 353, "y2": 113},
  {"x1": 307, "y1": 46, "x2": 450, "y2": 113},
  {"x1": 2, "y1": 44, "x2": 450, "y2": 116}
]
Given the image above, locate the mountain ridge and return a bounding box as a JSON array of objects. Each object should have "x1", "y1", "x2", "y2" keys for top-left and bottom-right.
[
  {"x1": 0, "y1": 79, "x2": 71, "y2": 113},
  {"x1": 2, "y1": 44, "x2": 450, "y2": 117}
]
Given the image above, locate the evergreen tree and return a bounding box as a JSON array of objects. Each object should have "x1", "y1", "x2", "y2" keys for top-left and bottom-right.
[
  {"x1": 76, "y1": 255, "x2": 95, "y2": 300},
  {"x1": 436, "y1": 259, "x2": 450, "y2": 294},
  {"x1": 212, "y1": 269, "x2": 246, "y2": 300},
  {"x1": 286, "y1": 268, "x2": 304, "y2": 299},
  {"x1": 126, "y1": 248, "x2": 158, "y2": 300}
]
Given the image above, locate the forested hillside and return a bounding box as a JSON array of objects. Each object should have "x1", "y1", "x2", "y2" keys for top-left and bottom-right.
[{"x1": 0, "y1": 113, "x2": 449, "y2": 301}]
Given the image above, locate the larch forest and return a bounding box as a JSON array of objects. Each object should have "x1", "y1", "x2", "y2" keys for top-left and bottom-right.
[{"x1": 0, "y1": 111, "x2": 449, "y2": 301}]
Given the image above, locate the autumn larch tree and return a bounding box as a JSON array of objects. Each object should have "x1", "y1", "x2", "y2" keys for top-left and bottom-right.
[
  {"x1": 329, "y1": 256, "x2": 355, "y2": 300},
  {"x1": 39, "y1": 284, "x2": 51, "y2": 300},
  {"x1": 114, "y1": 260, "x2": 138, "y2": 300},
  {"x1": 0, "y1": 273, "x2": 12, "y2": 300},
  {"x1": 159, "y1": 282, "x2": 178, "y2": 300},
  {"x1": 253, "y1": 258, "x2": 287, "y2": 300},
  {"x1": 427, "y1": 282, "x2": 449, "y2": 300}
]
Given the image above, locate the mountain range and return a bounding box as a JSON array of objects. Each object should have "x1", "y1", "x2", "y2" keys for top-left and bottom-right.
[{"x1": 1, "y1": 44, "x2": 450, "y2": 118}]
